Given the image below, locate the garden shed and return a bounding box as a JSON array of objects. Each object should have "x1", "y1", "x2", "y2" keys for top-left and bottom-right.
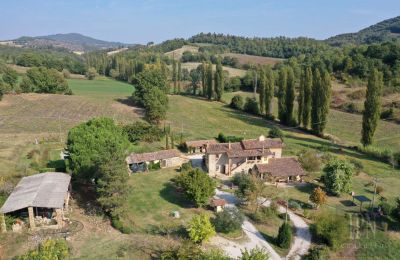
[{"x1": 0, "y1": 172, "x2": 71, "y2": 232}]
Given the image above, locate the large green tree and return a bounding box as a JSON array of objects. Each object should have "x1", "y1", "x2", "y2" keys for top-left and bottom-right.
[
  {"x1": 361, "y1": 69, "x2": 383, "y2": 146},
  {"x1": 214, "y1": 59, "x2": 224, "y2": 101},
  {"x1": 323, "y1": 159, "x2": 353, "y2": 196},
  {"x1": 173, "y1": 168, "x2": 216, "y2": 207},
  {"x1": 2, "y1": 67, "x2": 18, "y2": 87},
  {"x1": 278, "y1": 67, "x2": 288, "y2": 124},
  {"x1": 201, "y1": 62, "x2": 207, "y2": 96},
  {"x1": 20, "y1": 66, "x2": 71, "y2": 94},
  {"x1": 258, "y1": 67, "x2": 266, "y2": 115},
  {"x1": 311, "y1": 69, "x2": 331, "y2": 135},
  {"x1": 67, "y1": 117, "x2": 130, "y2": 214},
  {"x1": 302, "y1": 66, "x2": 313, "y2": 128}
]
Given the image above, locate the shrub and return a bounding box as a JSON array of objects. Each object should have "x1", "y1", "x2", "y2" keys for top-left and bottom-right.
[
  {"x1": 288, "y1": 200, "x2": 302, "y2": 211},
  {"x1": 268, "y1": 126, "x2": 284, "y2": 140},
  {"x1": 376, "y1": 186, "x2": 384, "y2": 195},
  {"x1": 243, "y1": 97, "x2": 260, "y2": 115},
  {"x1": 86, "y1": 67, "x2": 97, "y2": 80},
  {"x1": 180, "y1": 162, "x2": 193, "y2": 172},
  {"x1": 312, "y1": 213, "x2": 350, "y2": 250},
  {"x1": 379, "y1": 201, "x2": 392, "y2": 215},
  {"x1": 298, "y1": 150, "x2": 322, "y2": 172},
  {"x1": 303, "y1": 246, "x2": 330, "y2": 260},
  {"x1": 240, "y1": 247, "x2": 269, "y2": 260},
  {"x1": 122, "y1": 121, "x2": 164, "y2": 144},
  {"x1": 217, "y1": 132, "x2": 243, "y2": 143},
  {"x1": 309, "y1": 187, "x2": 327, "y2": 208},
  {"x1": 276, "y1": 222, "x2": 292, "y2": 249},
  {"x1": 15, "y1": 239, "x2": 69, "y2": 260},
  {"x1": 111, "y1": 217, "x2": 133, "y2": 234},
  {"x1": 230, "y1": 95, "x2": 244, "y2": 110},
  {"x1": 213, "y1": 207, "x2": 244, "y2": 234},
  {"x1": 187, "y1": 213, "x2": 215, "y2": 244},
  {"x1": 349, "y1": 158, "x2": 364, "y2": 173}
]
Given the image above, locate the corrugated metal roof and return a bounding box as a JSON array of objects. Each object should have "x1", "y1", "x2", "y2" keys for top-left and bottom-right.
[{"x1": 0, "y1": 172, "x2": 71, "y2": 214}]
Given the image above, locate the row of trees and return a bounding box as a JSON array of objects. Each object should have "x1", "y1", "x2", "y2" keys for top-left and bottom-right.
[{"x1": 195, "y1": 60, "x2": 225, "y2": 101}]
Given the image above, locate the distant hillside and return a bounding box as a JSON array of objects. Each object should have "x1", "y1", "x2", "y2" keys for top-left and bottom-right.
[
  {"x1": 11, "y1": 33, "x2": 132, "y2": 52},
  {"x1": 326, "y1": 16, "x2": 400, "y2": 46}
]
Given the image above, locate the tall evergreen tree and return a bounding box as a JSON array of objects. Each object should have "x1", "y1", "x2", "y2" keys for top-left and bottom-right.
[
  {"x1": 214, "y1": 59, "x2": 224, "y2": 101},
  {"x1": 278, "y1": 67, "x2": 288, "y2": 124},
  {"x1": 206, "y1": 63, "x2": 213, "y2": 100},
  {"x1": 259, "y1": 67, "x2": 266, "y2": 115},
  {"x1": 298, "y1": 69, "x2": 305, "y2": 126},
  {"x1": 302, "y1": 67, "x2": 313, "y2": 128},
  {"x1": 361, "y1": 69, "x2": 383, "y2": 146},
  {"x1": 311, "y1": 69, "x2": 331, "y2": 135},
  {"x1": 264, "y1": 66, "x2": 275, "y2": 117},
  {"x1": 172, "y1": 60, "x2": 177, "y2": 94},
  {"x1": 201, "y1": 62, "x2": 207, "y2": 97},
  {"x1": 177, "y1": 61, "x2": 182, "y2": 94},
  {"x1": 285, "y1": 67, "x2": 295, "y2": 125}
]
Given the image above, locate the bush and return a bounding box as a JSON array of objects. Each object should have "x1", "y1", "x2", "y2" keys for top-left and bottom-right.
[
  {"x1": 15, "y1": 239, "x2": 69, "y2": 260},
  {"x1": 240, "y1": 247, "x2": 269, "y2": 260},
  {"x1": 349, "y1": 158, "x2": 364, "y2": 173},
  {"x1": 111, "y1": 217, "x2": 133, "y2": 234},
  {"x1": 180, "y1": 162, "x2": 193, "y2": 172},
  {"x1": 217, "y1": 132, "x2": 243, "y2": 143},
  {"x1": 309, "y1": 187, "x2": 327, "y2": 208},
  {"x1": 268, "y1": 126, "x2": 283, "y2": 140},
  {"x1": 249, "y1": 204, "x2": 278, "y2": 223},
  {"x1": 288, "y1": 200, "x2": 302, "y2": 211},
  {"x1": 243, "y1": 97, "x2": 260, "y2": 115},
  {"x1": 312, "y1": 213, "x2": 350, "y2": 250},
  {"x1": 187, "y1": 213, "x2": 215, "y2": 243},
  {"x1": 303, "y1": 245, "x2": 330, "y2": 260},
  {"x1": 123, "y1": 121, "x2": 164, "y2": 144},
  {"x1": 86, "y1": 67, "x2": 97, "y2": 80},
  {"x1": 276, "y1": 222, "x2": 292, "y2": 249},
  {"x1": 213, "y1": 207, "x2": 244, "y2": 234},
  {"x1": 323, "y1": 158, "x2": 353, "y2": 196},
  {"x1": 298, "y1": 150, "x2": 322, "y2": 172},
  {"x1": 380, "y1": 107, "x2": 394, "y2": 119},
  {"x1": 379, "y1": 201, "x2": 392, "y2": 215},
  {"x1": 230, "y1": 95, "x2": 244, "y2": 110}
]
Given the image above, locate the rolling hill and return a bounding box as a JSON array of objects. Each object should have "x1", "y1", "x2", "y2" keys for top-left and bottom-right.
[
  {"x1": 326, "y1": 16, "x2": 400, "y2": 46},
  {"x1": 8, "y1": 33, "x2": 132, "y2": 52}
]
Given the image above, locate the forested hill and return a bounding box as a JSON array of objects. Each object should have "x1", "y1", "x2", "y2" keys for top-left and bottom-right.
[
  {"x1": 326, "y1": 16, "x2": 400, "y2": 46},
  {"x1": 13, "y1": 33, "x2": 131, "y2": 52}
]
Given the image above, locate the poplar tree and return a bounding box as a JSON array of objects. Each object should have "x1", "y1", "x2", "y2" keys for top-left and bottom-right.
[
  {"x1": 258, "y1": 67, "x2": 266, "y2": 115},
  {"x1": 311, "y1": 69, "x2": 331, "y2": 135},
  {"x1": 302, "y1": 67, "x2": 313, "y2": 128},
  {"x1": 286, "y1": 67, "x2": 295, "y2": 125},
  {"x1": 278, "y1": 67, "x2": 288, "y2": 124},
  {"x1": 172, "y1": 60, "x2": 177, "y2": 94},
  {"x1": 264, "y1": 66, "x2": 275, "y2": 117},
  {"x1": 298, "y1": 69, "x2": 305, "y2": 126},
  {"x1": 201, "y1": 62, "x2": 207, "y2": 97},
  {"x1": 361, "y1": 69, "x2": 383, "y2": 146},
  {"x1": 206, "y1": 63, "x2": 213, "y2": 100},
  {"x1": 214, "y1": 59, "x2": 224, "y2": 101},
  {"x1": 177, "y1": 61, "x2": 182, "y2": 94}
]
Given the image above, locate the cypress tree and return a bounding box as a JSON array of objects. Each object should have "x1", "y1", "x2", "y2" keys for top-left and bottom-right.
[
  {"x1": 172, "y1": 60, "x2": 177, "y2": 94},
  {"x1": 319, "y1": 70, "x2": 331, "y2": 134},
  {"x1": 171, "y1": 132, "x2": 175, "y2": 148},
  {"x1": 177, "y1": 61, "x2": 182, "y2": 94},
  {"x1": 286, "y1": 67, "x2": 295, "y2": 125},
  {"x1": 265, "y1": 66, "x2": 275, "y2": 117},
  {"x1": 259, "y1": 67, "x2": 266, "y2": 115},
  {"x1": 302, "y1": 67, "x2": 313, "y2": 128},
  {"x1": 278, "y1": 67, "x2": 288, "y2": 124},
  {"x1": 361, "y1": 69, "x2": 383, "y2": 146},
  {"x1": 201, "y1": 62, "x2": 206, "y2": 97},
  {"x1": 311, "y1": 69, "x2": 322, "y2": 134},
  {"x1": 298, "y1": 69, "x2": 305, "y2": 126},
  {"x1": 206, "y1": 63, "x2": 213, "y2": 100},
  {"x1": 214, "y1": 59, "x2": 224, "y2": 101},
  {"x1": 165, "y1": 134, "x2": 170, "y2": 149}
]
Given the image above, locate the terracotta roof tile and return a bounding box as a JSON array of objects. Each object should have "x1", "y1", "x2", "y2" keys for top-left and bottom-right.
[
  {"x1": 185, "y1": 139, "x2": 217, "y2": 148},
  {"x1": 255, "y1": 157, "x2": 306, "y2": 177},
  {"x1": 241, "y1": 138, "x2": 283, "y2": 150},
  {"x1": 126, "y1": 149, "x2": 181, "y2": 164}
]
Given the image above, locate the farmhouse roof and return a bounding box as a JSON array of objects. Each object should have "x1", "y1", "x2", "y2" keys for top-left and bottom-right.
[
  {"x1": 126, "y1": 149, "x2": 181, "y2": 164},
  {"x1": 0, "y1": 172, "x2": 71, "y2": 214},
  {"x1": 255, "y1": 158, "x2": 306, "y2": 177},
  {"x1": 227, "y1": 148, "x2": 272, "y2": 158},
  {"x1": 185, "y1": 139, "x2": 217, "y2": 148},
  {"x1": 241, "y1": 137, "x2": 283, "y2": 150},
  {"x1": 210, "y1": 198, "x2": 226, "y2": 207}
]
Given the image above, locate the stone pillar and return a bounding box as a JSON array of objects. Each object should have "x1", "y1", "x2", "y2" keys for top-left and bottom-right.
[
  {"x1": 55, "y1": 209, "x2": 63, "y2": 228},
  {"x1": 28, "y1": 207, "x2": 35, "y2": 229},
  {"x1": 0, "y1": 213, "x2": 6, "y2": 233},
  {"x1": 64, "y1": 192, "x2": 70, "y2": 211}
]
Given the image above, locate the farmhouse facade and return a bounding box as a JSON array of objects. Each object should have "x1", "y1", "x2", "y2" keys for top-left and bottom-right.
[
  {"x1": 126, "y1": 149, "x2": 183, "y2": 173},
  {"x1": 0, "y1": 172, "x2": 71, "y2": 233},
  {"x1": 205, "y1": 135, "x2": 305, "y2": 182}
]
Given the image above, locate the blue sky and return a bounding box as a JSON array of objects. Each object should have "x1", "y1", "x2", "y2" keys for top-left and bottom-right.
[{"x1": 1, "y1": 0, "x2": 399, "y2": 44}]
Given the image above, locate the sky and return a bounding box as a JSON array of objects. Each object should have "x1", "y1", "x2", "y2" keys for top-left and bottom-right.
[{"x1": 1, "y1": 0, "x2": 399, "y2": 44}]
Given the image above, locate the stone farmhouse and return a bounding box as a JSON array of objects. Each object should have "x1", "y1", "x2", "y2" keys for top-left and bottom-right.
[
  {"x1": 205, "y1": 135, "x2": 306, "y2": 182},
  {"x1": 126, "y1": 149, "x2": 184, "y2": 173}
]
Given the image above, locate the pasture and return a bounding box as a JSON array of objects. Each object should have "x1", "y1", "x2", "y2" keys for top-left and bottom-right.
[{"x1": 165, "y1": 45, "x2": 199, "y2": 60}]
